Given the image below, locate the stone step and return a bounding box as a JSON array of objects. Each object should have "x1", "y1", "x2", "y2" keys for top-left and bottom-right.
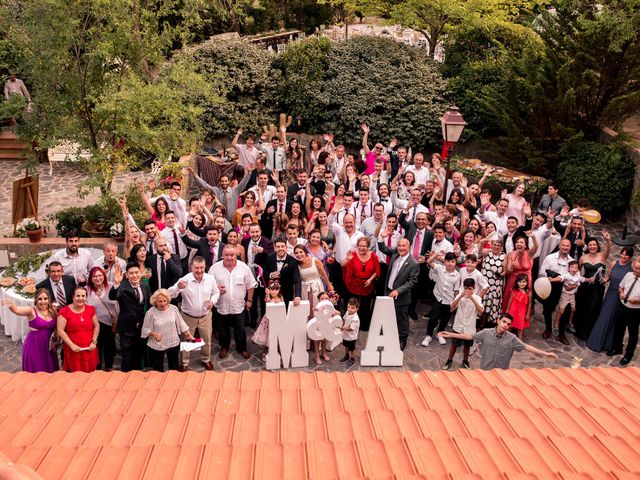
[
  {"x1": 0, "y1": 151, "x2": 25, "y2": 159},
  {"x1": 0, "y1": 141, "x2": 25, "y2": 150}
]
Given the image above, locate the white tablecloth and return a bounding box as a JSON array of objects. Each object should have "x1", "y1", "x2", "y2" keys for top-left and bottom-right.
[{"x1": 1, "y1": 248, "x2": 104, "y2": 342}]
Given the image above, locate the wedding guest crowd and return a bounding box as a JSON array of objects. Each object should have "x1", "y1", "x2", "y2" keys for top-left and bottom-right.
[{"x1": 6, "y1": 124, "x2": 635, "y2": 372}]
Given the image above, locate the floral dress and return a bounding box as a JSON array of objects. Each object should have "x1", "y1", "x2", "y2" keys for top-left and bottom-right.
[{"x1": 481, "y1": 251, "x2": 505, "y2": 325}]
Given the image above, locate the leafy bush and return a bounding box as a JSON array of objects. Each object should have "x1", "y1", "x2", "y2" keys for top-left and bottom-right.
[
  {"x1": 53, "y1": 207, "x2": 86, "y2": 237},
  {"x1": 274, "y1": 36, "x2": 450, "y2": 148},
  {"x1": 557, "y1": 139, "x2": 634, "y2": 215},
  {"x1": 186, "y1": 38, "x2": 279, "y2": 139}
]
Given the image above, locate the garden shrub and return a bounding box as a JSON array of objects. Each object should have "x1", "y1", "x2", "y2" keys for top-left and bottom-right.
[
  {"x1": 275, "y1": 36, "x2": 450, "y2": 149},
  {"x1": 557, "y1": 139, "x2": 634, "y2": 216}
]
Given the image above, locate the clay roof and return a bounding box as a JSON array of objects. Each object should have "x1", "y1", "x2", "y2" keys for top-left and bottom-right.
[{"x1": 1, "y1": 367, "x2": 640, "y2": 479}]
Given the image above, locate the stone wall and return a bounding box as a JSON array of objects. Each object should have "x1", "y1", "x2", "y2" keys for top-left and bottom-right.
[{"x1": 0, "y1": 238, "x2": 121, "y2": 267}]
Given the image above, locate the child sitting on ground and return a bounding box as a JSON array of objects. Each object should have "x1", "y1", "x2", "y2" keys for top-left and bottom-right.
[
  {"x1": 442, "y1": 278, "x2": 484, "y2": 370},
  {"x1": 339, "y1": 298, "x2": 360, "y2": 368}
]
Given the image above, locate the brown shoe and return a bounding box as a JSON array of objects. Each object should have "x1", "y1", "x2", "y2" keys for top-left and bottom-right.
[
  {"x1": 218, "y1": 349, "x2": 228, "y2": 359},
  {"x1": 201, "y1": 361, "x2": 214, "y2": 371},
  {"x1": 542, "y1": 331, "x2": 551, "y2": 340},
  {"x1": 178, "y1": 365, "x2": 189, "y2": 372},
  {"x1": 241, "y1": 351, "x2": 251, "y2": 359},
  {"x1": 559, "y1": 335, "x2": 570, "y2": 345}
]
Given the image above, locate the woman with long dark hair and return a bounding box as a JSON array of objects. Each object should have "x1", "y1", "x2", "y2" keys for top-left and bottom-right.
[{"x1": 86, "y1": 266, "x2": 119, "y2": 371}]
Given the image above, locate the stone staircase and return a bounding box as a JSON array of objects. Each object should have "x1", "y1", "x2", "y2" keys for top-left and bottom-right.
[{"x1": 0, "y1": 130, "x2": 26, "y2": 161}]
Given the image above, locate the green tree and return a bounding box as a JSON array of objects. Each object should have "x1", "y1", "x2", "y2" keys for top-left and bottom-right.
[
  {"x1": 275, "y1": 35, "x2": 449, "y2": 148},
  {"x1": 3, "y1": 0, "x2": 218, "y2": 194},
  {"x1": 185, "y1": 37, "x2": 279, "y2": 139},
  {"x1": 482, "y1": 0, "x2": 640, "y2": 166},
  {"x1": 381, "y1": 0, "x2": 542, "y2": 59}
]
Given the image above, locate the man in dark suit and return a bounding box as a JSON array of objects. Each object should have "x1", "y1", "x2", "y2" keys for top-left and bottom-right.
[
  {"x1": 109, "y1": 262, "x2": 151, "y2": 372},
  {"x1": 180, "y1": 225, "x2": 224, "y2": 270},
  {"x1": 264, "y1": 237, "x2": 302, "y2": 306},
  {"x1": 242, "y1": 223, "x2": 274, "y2": 326},
  {"x1": 380, "y1": 238, "x2": 420, "y2": 350},
  {"x1": 245, "y1": 155, "x2": 276, "y2": 189},
  {"x1": 398, "y1": 210, "x2": 435, "y2": 319},
  {"x1": 36, "y1": 261, "x2": 76, "y2": 307},
  {"x1": 145, "y1": 237, "x2": 183, "y2": 294},
  {"x1": 260, "y1": 185, "x2": 289, "y2": 239},
  {"x1": 286, "y1": 170, "x2": 315, "y2": 204}
]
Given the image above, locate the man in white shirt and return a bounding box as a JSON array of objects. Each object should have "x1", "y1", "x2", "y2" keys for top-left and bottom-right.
[
  {"x1": 355, "y1": 188, "x2": 374, "y2": 222},
  {"x1": 360, "y1": 203, "x2": 385, "y2": 248},
  {"x1": 260, "y1": 134, "x2": 286, "y2": 176},
  {"x1": 404, "y1": 153, "x2": 430, "y2": 186},
  {"x1": 610, "y1": 260, "x2": 640, "y2": 364},
  {"x1": 232, "y1": 128, "x2": 260, "y2": 171},
  {"x1": 249, "y1": 171, "x2": 277, "y2": 206},
  {"x1": 539, "y1": 238, "x2": 574, "y2": 343},
  {"x1": 428, "y1": 224, "x2": 454, "y2": 265},
  {"x1": 332, "y1": 190, "x2": 361, "y2": 226},
  {"x1": 161, "y1": 211, "x2": 189, "y2": 272},
  {"x1": 371, "y1": 183, "x2": 393, "y2": 214},
  {"x1": 424, "y1": 252, "x2": 461, "y2": 346},
  {"x1": 93, "y1": 241, "x2": 126, "y2": 285},
  {"x1": 478, "y1": 196, "x2": 509, "y2": 236},
  {"x1": 209, "y1": 245, "x2": 257, "y2": 360},
  {"x1": 391, "y1": 187, "x2": 429, "y2": 221},
  {"x1": 49, "y1": 231, "x2": 93, "y2": 284},
  {"x1": 169, "y1": 256, "x2": 220, "y2": 371},
  {"x1": 285, "y1": 224, "x2": 307, "y2": 256}
]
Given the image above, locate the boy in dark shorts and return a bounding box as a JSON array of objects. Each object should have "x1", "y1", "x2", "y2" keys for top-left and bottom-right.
[
  {"x1": 339, "y1": 298, "x2": 361, "y2": 367},
  {"x1": 443, "y1": 278, "x2": 484, "y2": 370}
]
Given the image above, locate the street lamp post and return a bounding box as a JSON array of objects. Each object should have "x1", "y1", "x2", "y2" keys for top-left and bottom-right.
[{"x1": 440, "y1": 105, "x2": 467, "y2": 195}]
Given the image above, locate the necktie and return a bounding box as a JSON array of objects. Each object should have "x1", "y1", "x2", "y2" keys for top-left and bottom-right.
[
  {"x1": 273, "y1": 151, "x2": 277, "y2": 169},
  {"x1": 147, "y1": 240, "x2": 154, "y2": 256},
  {"x1": 172, "y1": 229, "x2": 180, "y2": 256},
  {"x1": 386, "y1": 234, "x2": 392, "y2": 264},
  {"x1": 412, "y1": 207, "x2": 417, "y2": 222},
  {"x1": 56, "y1": 283, "x2": 66, "y2": 306},
  {"x1": 413, "y1": 230, "x2": 422, "y2": 259},
  {"x1": 134, "y1": 286, "x2": 141, "y2": 304},
  {"x1": 210, "y1": 244, "x2": 216, "y2": 264},
  {"x1": 222, "y1": 190, "x2": 228, "y2": 206},
  {"x1": 279, "y1": 202, "x2": 283, "y2": 213},
  {"x1": 361, "y1": 204, "x2": 366, "y2": 218},
  {"x1": 160, "y1": 259, "x2": 166, "y2": 288},
  {"x1": 625, "y1": 277, "x2": 638, "y2": 303}
]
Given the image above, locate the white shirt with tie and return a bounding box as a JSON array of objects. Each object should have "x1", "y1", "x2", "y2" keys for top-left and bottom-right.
[
  {"x1": 162, "y1": 226, "x2": 188, "y2": 259},
  {"x1": 334, "y1": 206, "x2": 362, "y2": 227},
  {"x1": 376, "y1": 231, "x2": 402, "y2": 264},
  {"x1": 619, "y1": 272, "x2": 640, "y2": 309},
  {"x1": 387, "y1": 253, "x2": 410, "y2": 290}
]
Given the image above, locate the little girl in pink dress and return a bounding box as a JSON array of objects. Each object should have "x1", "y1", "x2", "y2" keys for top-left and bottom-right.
[{"x1": 252, "y1": 281, "x2": 283, "y2": 361}]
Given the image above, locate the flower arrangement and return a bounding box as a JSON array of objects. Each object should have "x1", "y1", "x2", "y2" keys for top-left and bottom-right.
[
  {"x1": 159, "y1": 175, "x2": 176, "y2": 190},
  {"x1": 16, "y1": 217, "x2": 41, "y2": 232},
  {"x1": 110, "y1": 222, "x2": 124, "y2": 238}
]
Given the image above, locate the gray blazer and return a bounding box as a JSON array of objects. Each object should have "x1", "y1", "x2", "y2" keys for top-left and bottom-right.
[{"x1": 384, "y1": 254, "x2": 420, "y2": 306}]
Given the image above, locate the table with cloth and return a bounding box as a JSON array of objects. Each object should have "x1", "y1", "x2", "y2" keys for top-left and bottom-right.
[{"x1": 1, "y1": 248, "x2": 103, "y2": 342}]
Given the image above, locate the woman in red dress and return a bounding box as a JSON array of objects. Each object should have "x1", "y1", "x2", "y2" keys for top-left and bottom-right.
[
  {"x1": 342, "y1": 237, "x2": 380, "y2": 331},
  {"x1": 57, "y1": 287, "x2": 99, "y2": 372},
  {"x1": 502, "y1": 234, "x2": 538, "y2": 311}
]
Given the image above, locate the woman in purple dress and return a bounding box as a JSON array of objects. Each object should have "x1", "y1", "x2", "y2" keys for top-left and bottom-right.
[{"x1": 2, "y1": 288, "x2": 59, "y2": 372}]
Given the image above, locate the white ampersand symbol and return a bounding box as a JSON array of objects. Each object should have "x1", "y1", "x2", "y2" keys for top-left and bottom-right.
[{"x1": 306, "y1": 300, "x2": 342, "y2": 342}]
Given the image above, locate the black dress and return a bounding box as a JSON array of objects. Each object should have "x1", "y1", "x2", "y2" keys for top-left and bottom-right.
[{"x1": 574, "y1": 262, "x2": 606, "y2": 339}]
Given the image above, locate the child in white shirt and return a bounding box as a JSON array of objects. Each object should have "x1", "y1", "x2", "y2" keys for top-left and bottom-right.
[
  {"x1": 339, "y1": 298, "x2": 361, "y2": 368},
  {"x1": 550, "y1": 260, "x2": 587, "y2": 336},
  {"x1": 442, "y1": 278, "x2": 484, "y2": 370}
]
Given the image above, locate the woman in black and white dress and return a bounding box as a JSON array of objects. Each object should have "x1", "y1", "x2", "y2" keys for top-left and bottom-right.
[{"x1": 481, "y1": 239, "x2": 506, "y2": 327}]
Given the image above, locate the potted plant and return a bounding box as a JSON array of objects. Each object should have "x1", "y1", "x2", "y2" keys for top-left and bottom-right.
[
  {"x1": 82, "y1": 195, "x2": 125, "y2": 237},
  {"x1": 17, "y1": 217, "x2": 43, "y2": 243}
]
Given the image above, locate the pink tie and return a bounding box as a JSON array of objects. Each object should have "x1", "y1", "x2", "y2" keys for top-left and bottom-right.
[{"x1": 413, "y1": 230, "x2": 422, "y2": 259}]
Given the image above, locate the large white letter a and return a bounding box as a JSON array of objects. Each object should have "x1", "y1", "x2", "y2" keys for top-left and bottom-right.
[{"x1": 360, "y1": 296, "x2": 403, "y2": 366}]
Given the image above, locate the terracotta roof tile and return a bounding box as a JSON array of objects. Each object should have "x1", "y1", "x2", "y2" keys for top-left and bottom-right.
[{"x1": 2, "y1": 368, "x2": 640, "y2": 479}]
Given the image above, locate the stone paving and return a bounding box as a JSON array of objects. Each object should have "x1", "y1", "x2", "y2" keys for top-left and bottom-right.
[
  {"x1": 0, "y1": 158, "x2": 637, "y2": 373},
  {"x1": 1, "y1": 299, "x2": 637, "y2": 373},
  {"x1": 0, "y1": 159, "x2": 147, "y2": 236}
]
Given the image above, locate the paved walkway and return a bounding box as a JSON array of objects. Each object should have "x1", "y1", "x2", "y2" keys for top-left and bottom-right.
[
  {"x1": 0, "y1": 160, "x2": 147, "y2": 236},
  {"x1": 1, "y1": 298, "x2": 637, "y2": 373}
]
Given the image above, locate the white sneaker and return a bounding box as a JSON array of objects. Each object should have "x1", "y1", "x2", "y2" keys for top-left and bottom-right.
[
  {"x1": 421, "y1": 335, "x2": 432, "y2": 347},
  {"x1": 437, "y1": 335, "x2": 447, "y2": 345}
]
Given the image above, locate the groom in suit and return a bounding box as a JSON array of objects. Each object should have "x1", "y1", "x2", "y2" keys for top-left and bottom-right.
[
  {"x1": 264, "y1": 237, "x2": 302, "y2": 306},
  {"x1": 37, "y1": 261, "x2": 76, "y2": 307},
  {"x1": 380, "y1": 238, "x2": 420, "y2": 350}
]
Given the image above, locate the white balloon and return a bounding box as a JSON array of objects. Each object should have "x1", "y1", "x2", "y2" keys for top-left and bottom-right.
[{"x1": 534, "y1": 277, "x2": 552, "y2": 300}]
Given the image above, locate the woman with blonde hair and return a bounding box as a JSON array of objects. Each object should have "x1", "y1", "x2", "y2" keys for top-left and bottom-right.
[{"x1": 141, "y1": 288, "x2": 195, "y2": 372}]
